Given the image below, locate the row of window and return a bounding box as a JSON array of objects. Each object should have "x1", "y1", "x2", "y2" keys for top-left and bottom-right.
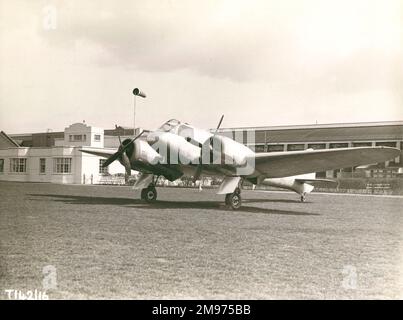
[
  {"x1": 254, "y1": 141, "x2": 399, "y2": 152},
  {"x1": 68, "y1": 134, "x2": 101, "y2": 142},
  {"x1": 0, "y1": 158, "x2": 71, "y2": 174},
  {"x1": 0, "y1": 158, "x2": 109, "y2": 174}
]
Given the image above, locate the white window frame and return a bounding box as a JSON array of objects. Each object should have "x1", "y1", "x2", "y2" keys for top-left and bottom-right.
[
  {"x1": 9, "y1": 158, "x2": 27, "y2": 173},
  {"x1": 39, "y1": 158, "x2": 46, "y2": 174},
  {"x1": 99, "y1": 159, "x2": 109, "y2": 174},
  {"x1": 73, "y1": 135, "x2": 82, "y2": 141},
  {"x1": 53, "y1": 157, "x2": 72, "y2": 174}
]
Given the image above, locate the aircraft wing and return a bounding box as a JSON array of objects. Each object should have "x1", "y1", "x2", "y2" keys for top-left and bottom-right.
[
  {"x1": 253, "y1": 147, "x2": 399, "y2": 178},
  {"x1": 79, "y1": 148, "x2": 117, "y2": 158}
]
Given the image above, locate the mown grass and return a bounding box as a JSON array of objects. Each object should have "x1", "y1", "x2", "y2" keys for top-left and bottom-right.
[{"x1": 1, "y1": 182, "x2": 402, "y2": 299}]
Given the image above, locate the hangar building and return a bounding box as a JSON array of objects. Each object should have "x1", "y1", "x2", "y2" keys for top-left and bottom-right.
[
  {"x1": 0, "y1": 120, "x2": 402, "y2": 184},
  {"x1": 218, "y1": 121, "x2": 403, "y2": 178}
]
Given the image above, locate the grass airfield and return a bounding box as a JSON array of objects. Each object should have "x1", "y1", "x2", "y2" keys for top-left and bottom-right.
[{"x1": 1, "y1": 181, "x2": 402, "y2": 299}]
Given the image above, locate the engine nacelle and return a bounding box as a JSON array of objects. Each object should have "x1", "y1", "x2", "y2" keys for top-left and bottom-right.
[
  {"x1": 208, "y1": 135, "x2": 254, "y2": 167},
  {"x1": 132, "y1": 139, "x2": 163, "y2": 164},
  {"x1": 147, "y1": 131, "x2": 201, "y2": 165},
  {"x1": 261, "y1": 176, "x2": 315, "y2": 195}
]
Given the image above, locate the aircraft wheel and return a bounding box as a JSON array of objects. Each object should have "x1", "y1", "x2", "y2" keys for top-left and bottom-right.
[
  {"x1": 225, "y1": 192, "x2": 242, "y2": 210},
  {"x1": 300, "y1": 194, "x2": 306, "y2": 202},
  {"x1": 141, "y1": 186, "x2": 157, "y2": 202}
]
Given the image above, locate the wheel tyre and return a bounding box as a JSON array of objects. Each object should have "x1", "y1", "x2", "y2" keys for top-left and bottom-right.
[
  {"x1": 226, "y1": 193, "x2": 242, "y2": 210},
  {"x1": 140, "y1": 188, "x2": 147, "y2": 200},
  {"x1": 144, "y1": 187, "x2": 157, "y2": 203},
  {"x1": 300, "y1": 194, "x2": 306, "y2": 202}
]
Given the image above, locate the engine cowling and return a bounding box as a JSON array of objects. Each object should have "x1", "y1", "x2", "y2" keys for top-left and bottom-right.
[
  {"x1": 206, "y1": 135, "x2": 254, "y2": 167},
  {"x1": 130, "y1": 139, "x2": 164, "y2": 165}
]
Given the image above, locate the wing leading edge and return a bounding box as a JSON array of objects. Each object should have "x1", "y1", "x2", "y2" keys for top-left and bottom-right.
[
  {"x1": 79, "y1": 148, "x2": 117, "y2": 158},
  {"x1": 253, "y1": 146, "x2": 400, "y2": 178}
]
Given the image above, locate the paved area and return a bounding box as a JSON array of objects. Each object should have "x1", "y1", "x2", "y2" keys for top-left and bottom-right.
[{"x1": 1, "y1": 181, "x2": 402, "y2": 299}]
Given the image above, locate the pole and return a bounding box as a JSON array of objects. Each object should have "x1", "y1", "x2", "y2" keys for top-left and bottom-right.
[
  {"x1": 132, "y1": 88, "x2": 146, "y2": 136},
  {"x1": 133, "y1": 95, "x2": 136, "y2": 135}
]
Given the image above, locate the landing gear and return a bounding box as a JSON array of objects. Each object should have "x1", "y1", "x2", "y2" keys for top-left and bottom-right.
[
  {"x1": 224, "y1": 181, "x2": 243, "y2": 210},
  {"x1": 300, "y1": 193, "x2": 306, "y2": 202},
  {"x1": 141, "y1": 185, "x2": 157, "y2": 203},
  {"x1": 225, "y1": 192, "x2": 242, "y2": 210},
  {"x1": 140, "y1": 176, "x2": 161, "y2": 203}
]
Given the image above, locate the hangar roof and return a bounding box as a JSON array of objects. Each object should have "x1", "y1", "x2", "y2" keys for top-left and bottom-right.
[
  {"x1": 5, "y1": 120, "x2": 403, "y2": 147},
  {"x1": 218, "y1": 121, "x2": 403, "y2": 143}
]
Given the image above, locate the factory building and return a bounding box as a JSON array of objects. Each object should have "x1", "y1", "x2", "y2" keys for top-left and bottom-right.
[{"x1": 0, "y1": 120, "x2": 402, "y2": 184}]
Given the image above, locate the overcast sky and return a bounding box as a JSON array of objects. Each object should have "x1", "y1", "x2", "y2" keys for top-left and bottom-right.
[{"x1": 0, "y1": 0, "x2": 402, "y2": 133}]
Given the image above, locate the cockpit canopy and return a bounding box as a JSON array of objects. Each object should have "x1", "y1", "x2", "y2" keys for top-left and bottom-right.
[
  {"x1": 157, "y1": 119, "x2": 213, "y2": 145},
  {"x1": 158, "y1": 119, "x2": 181, "y2": 132}
]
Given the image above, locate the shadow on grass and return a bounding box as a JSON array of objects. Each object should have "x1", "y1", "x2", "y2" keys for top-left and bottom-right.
[
  {"x1": 242, "y1": 198, "x2": 308, "y2": 204},
  {"x1": 28, "y1": 194, "x2": 319, "y2": 216}
]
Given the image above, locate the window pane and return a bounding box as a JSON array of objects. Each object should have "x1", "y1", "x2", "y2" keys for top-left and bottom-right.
[
  {"x1": 99, "y1": 159, "x2": 108, "y2": 174},
  {"x1": 253, "y1": 145, "x2": 265, "y2": 153},
  {"x1": 307, "y1": 143, "x2": 326, "y2": 150},
  {"x1": 329, "y1": 143, "x2": 348, "y2": 149},
  {"x1": 352, "y1": 142, "x2": 372, "y2": 147},
  {"x1": 375, "y1": 141, "x2": 397, "y2": 148},
  {"x1": 40, "y1": 158, "x2": 46, "y2": 173},
  {"x1": 9, "y1": 158, "x2": 26, "y2": 172},
  {"x1": 287, "y1": 144, "x2": 305, "y2": 151},
  {"x1": 53, "y1": 158, "x2": 71, "y2": 173},
  {"x1": 267, "y1": 144, "x2": 284, "y2": 152}
]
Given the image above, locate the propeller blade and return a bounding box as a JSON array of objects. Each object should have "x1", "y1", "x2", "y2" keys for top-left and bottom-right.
[
  {"x1": 102, "y1": 130, "x2": 145, "y2": 168},
  {"x1": 102, "y1": 151, "x2": 121, "y2": 167},
  {"x1": 214, "y1": 115, "x2": 224, "y2": 134},
  {"x1": 122, "y1": 153, "x2": 132, "y2": 176}
]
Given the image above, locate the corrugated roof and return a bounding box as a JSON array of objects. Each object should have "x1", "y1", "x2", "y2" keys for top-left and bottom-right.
[
  {"x1": 218, "y1": 123, "x2": 403, "y2": 143},
  {"x1": 262, "y1": 125, "x2": 403, "y2": 143}
]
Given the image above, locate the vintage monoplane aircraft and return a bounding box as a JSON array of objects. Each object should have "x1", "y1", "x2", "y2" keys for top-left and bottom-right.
[{"x1": 80, "y1": 117, "x2": 399, "y2": 209}]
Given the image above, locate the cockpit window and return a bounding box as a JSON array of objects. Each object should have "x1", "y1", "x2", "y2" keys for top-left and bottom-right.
[
  {"x1": 158, "y1": 119, "x2": 181, "y2": 132},
  {"x1": 177, "y1": 124, "x2": 193, "y2": 137}
]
